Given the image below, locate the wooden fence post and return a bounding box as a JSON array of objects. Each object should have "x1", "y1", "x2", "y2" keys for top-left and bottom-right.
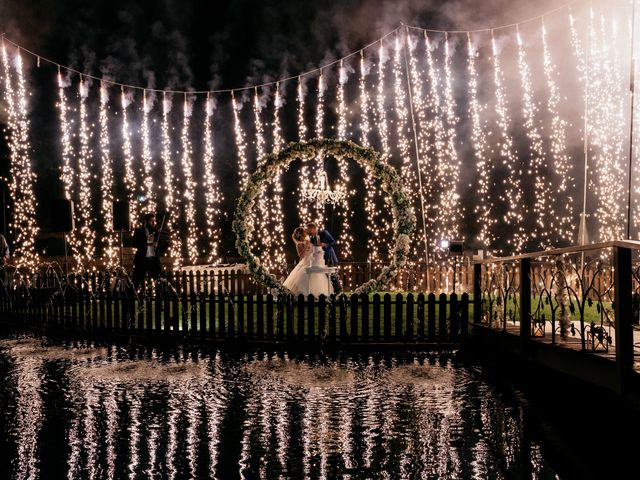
[
  {"x1": 318, "y1": 294, "x2": 326, "y2": 341},
  {"x1": 373, "y1": 294, "x2": 381, "y2": 341},
  {"x1": 286, "y1": 296, "x2": 295, "y2": 340},
  {"x1": 361, "y1": 294, "x2": 369, "y2": 342},
  {"x1": 520, "y1": 258, "x2": 531, "y2": 339},
  {"x1": 473, "y1": 263, "x2": 481, "y2": 326},
  {"x1": 350, "y1": 294, "x2": 359, "y2": 341},
  {"x1": 247, "y1": 293, "x2": 254, "y2": 339},
  {"x1": 237, "y1": 293, "x2": 245, "y2": 339},
  {"x1": 614, "y1": 246, "x2": 634, "y2": 396},
  {"x1": 329, "y1": 295, "x2": 337, "y2": 340},
  {"x1": 339, "y1": 296, "x2": 348, "y2": 342},
  {"x1": 383, "y1": 294, "x2": 391, "y2": 341},
  {"x1": 438, "y1": 293, "x2": 447, "y2": 340},
  {"x1": 450, "y1": 293, "x2": 459, "y2": 341},
  {"x1": 395, "y1": 294, "x2": 404, "y2": 340},
  {"x1": 427, "y1": 293, "x2": 436, "y2": 340},
  {"x1": 266, "y1": 294, "x2": 274, "y2": 340},
  {"x1": 406, "y1": 293, "x2": 414, "y2": 342},
  {"x1": 417, "y1": 293, "x2": 425, "y2": 341},
  {"x1": 256, "y1": 294, "x2": 264, "y2": 340},
  {"x1": 297, "y1": 295, "x2": 306, "y2": 340},
  {"x1": 307, "y1": 295, "x2": 315, "y2": 340},
  {"x1": 461, "y1": 293, "x2": 469, "y2": 338}
]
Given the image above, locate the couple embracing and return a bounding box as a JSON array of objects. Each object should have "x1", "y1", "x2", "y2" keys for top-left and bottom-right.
[{"x1": 283, "y1": 222, "x2": 340, "y2": 297}]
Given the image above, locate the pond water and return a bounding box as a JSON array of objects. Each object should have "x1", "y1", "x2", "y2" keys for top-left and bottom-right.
[{"x1": 0, "y1": 334, "x2": 560, "y2": 479}]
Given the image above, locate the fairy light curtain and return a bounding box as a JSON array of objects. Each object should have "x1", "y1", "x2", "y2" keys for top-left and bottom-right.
[{"x1": 0, "y1": 0, "x2": 635, "y2": 272}]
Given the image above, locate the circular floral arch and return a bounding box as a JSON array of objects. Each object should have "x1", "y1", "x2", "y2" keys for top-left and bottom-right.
[{"x1": 233, "y1": 138, "x2": 416, "y2": 295}]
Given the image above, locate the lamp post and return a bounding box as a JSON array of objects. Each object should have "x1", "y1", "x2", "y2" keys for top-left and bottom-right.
[{"x1": 441, "y1": 239, "x2": 464, "y2": 293}]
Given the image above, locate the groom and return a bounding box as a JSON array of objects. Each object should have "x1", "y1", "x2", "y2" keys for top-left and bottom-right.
[{"x1": 306, "y1": 222, "x2": 338, "y2": 265}]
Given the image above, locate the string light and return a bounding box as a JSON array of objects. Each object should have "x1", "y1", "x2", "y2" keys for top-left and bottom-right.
[
  {"x1": 161, "y1": 93, "x2": 181, "y2": 264},
  {"x1": 359, "y1": 49, "x2": 382, "y2": 262},
  {"x1": 373, "y1": 40, "x2": 394, "y2": 260},
  {"x1": 98, "y1": 82, "x2": 118, "y2": 267},
  {"x1": 359, "y1": 52, "x2": 372, "y2": 149},
  {"x1": 77, "y1": 78, "x2": 96, "y2": 263},
  {"x1": 423, "y1": 32, "x2": 448, "y2": 252},
  {"x1": 375, "y1": 41, "x2": 391, "y2": 159},
  {"x1": 297, "y1": 77, "x2": 307, "y2": 141},
  {"x1": 491, "y1": 30, "x2": 526, "y2": 253},
  {"x1": 1, "y1": 47, "x2": 39, "y2": 268},
  {"x1": 269, "y1": 83, "x2": 287, "y2": 269},
  {"x1": 141, "y1": 90, "x2": 155, "y2": 211},
  {"x1": 605, "y1": 14, "x2": 627, "y2": 241},
  {"x1": 231, "y1": 91, "x2": 249, "y2": 185},
  {"x1": 310, "y1": 71, "x2": 326, "y2": 224},
  {"x1": 253, "y1": 87, "x2": 267, "y2": 162},
  {"x1": 335, "y1": 59, "x2": 354, "y2": 260},
  {"x1": 440, "y1": 33, "x2": 461, "y2": 242},
  {"x1": 337, "y1": 60, "x2": 348, "y2": 140},
  {"x1": 55, "y1": 67, "x2": 81, "y2": 262},
  {"x1": 120, "y1": 86, "x2": 138, "y2": 224},
  {"x1": 404, "y1": 31, "x2": 430, "y2": 270},
  {"x1": 391, "y1": 31, "x2": 415, "y2": 240},
  {"x1": 3, "y1": 6, "x2": 638, "y2": 271},
  {"x1": 467, "y1": 32, "x2": 494, "y2": 249},
  {"x1": 230, "y1": 89, "x2": 255, "y2": 252},
  {"x1": 181, "y1": 94, "x2": 198, "y2": 264},
  {"x1": 296, "y1": 75, "x2": 313, "y2": 226},
  {"x1": 588, "y1": 11, "x2": 626, "y2": 241},
  {"x1": 315, "y1": 71, "x2": 325, "y2": 140},
  {"x1": 517, "y1": 26, "x2": 549, "y2": 249},
  {"x1": 569, "y1": 9, "x2": 591, "y2": 245},
  {"x1": 542, "y1": 20, "x2": 574, "y2": 245},
  {"x1": 203, "y1": 93, "x2": 222, "y2": 263},
  {"x1": 252, "y1": 86, "x2": 272, "y2": 262}
]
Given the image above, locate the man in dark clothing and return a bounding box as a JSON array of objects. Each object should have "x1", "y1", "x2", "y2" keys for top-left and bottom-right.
[
  {"x1": 306, "y1": 222, "x2": 338, "y2": 266},
  {"x1": 132, "y1": 213, "x2": 168, "y2": 289}
]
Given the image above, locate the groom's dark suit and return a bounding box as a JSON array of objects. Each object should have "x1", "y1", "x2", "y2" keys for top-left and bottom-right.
[{"x1": 311, "y1": 229, "x2": 338, "y2": 266}]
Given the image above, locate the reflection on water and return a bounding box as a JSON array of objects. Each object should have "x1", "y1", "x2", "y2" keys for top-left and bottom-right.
[{"x1": 0, "y1": 336, "x2": 559, "y2": 479}]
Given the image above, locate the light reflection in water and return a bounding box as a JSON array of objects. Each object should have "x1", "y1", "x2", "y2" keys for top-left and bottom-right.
[
  {"x1": 126, "y1": 389, "x2": 141, "y2": 480},
  {"x1": 166, "y1": 387, "x2": 181, "y2": 480},
  {"x1": 82, "y1": 385, "x2": 98, "y2": 480},
  {"x1": 11, "y1": 355, "x2": 43, "y2": 480},
  {"x1": 185, "y1": 389, "x2": 201, "y2": 479},
  {"x1": 274, "y1": 382, "x2": 290, "y2": 474},
  {"x1": 146, "y1": 409, "x2": 159, "y2": 478},
  {"x1": 0, "y1": 337, "x2": 560, "y2": 479},
  {"x1": 204, "y1": 352, "x2": 225, "y2": 479},
  {"x1": 103, "y1": 388, "x2": 118, "y2": 480}
]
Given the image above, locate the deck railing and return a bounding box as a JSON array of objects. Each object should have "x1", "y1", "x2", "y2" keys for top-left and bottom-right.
[{"x1": 473, "y1": 240, "x2": 640, "y2": 392}]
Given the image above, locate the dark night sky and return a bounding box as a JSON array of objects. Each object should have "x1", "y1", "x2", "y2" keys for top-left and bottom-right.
[{"x1": 0, "y1": 0, "x2": 564, "y2": 91}]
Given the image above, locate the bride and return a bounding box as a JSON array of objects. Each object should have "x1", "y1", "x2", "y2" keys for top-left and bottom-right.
[{"x1": 283, "y1": 226, "x2": 334, "y2": 297}]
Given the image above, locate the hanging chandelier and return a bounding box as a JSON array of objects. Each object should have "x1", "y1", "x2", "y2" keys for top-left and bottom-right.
[{"x1": 301, "y1": 170, "x2": 346, "y2": 206}]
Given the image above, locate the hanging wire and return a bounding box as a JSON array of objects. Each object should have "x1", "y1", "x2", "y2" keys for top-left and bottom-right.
[
  {"x1": 405, "y1": 0, "x2": 584, "y2": 34},
  {"x1": 0, "y1": 0, "x2": 586, "y2": 95},
  {"x1": 0, "y1": 27, "x2": 400, "y2": 95}
]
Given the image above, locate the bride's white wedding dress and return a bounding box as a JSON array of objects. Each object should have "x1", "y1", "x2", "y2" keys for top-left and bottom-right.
[{"x1": 283, "y1": 244, "x2": 334, "y2": 297}]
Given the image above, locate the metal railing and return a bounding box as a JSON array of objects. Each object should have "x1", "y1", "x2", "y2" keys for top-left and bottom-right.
[{"x1": 473, "y1": 241, "x2": 640, "y2": 393}]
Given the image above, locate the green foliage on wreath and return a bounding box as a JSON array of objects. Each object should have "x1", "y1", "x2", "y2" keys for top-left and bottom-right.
[{"x1": 233, "y1": 138, "x2": 416, "y2": 295}]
